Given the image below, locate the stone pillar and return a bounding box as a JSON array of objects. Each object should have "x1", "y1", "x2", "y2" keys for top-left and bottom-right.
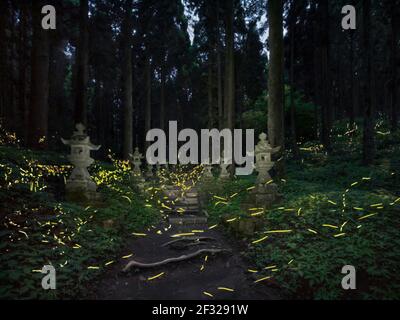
[{"x1": 61, "y1": 123, "x2": 101, "y2": 202}]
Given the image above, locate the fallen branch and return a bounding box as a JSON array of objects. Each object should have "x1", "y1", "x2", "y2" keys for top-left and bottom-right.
[
  {"x1": 122, "y1": 248, "x2": 229, "y2": 272},
  {"x1": 161, "y1": 236, "x2": 216, "y2": 247}
]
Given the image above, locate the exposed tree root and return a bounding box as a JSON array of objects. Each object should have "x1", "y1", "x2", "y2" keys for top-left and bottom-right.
[
  {"x1": 122, "y1": 248, "x2": 229, "y2": 272},
  {"x1": 161, "y1": 236, "x2": 216, "y2": 247}
]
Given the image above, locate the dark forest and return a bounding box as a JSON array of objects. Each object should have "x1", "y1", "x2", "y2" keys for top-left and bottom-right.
[{"x1": 0, "y1": 0, "x2": 400, "y2": 301}]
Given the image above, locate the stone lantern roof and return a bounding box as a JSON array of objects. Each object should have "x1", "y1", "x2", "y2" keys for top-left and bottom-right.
[{"x1": 61, "y1": 123, "x2": 101, "y2": 151}]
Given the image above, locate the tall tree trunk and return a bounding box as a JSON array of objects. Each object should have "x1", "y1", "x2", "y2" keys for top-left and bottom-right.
[
  {"x1": 224, "y1": 0, "x2": 235, "y2": 130},
  {"x1": 0, "y1": 0, "x2": 18, "y2": 132},
  {"x1": 362, "y1": 0, "x2": 375, "y2": 165},
  {"x1": 0, "y1": 0, "x2": 6, "y2": 122},
  {"x1": 176, "y1": 98, "x2": 183, "y2": 129},
  {"x1": 289, "y1": 5, "x2": 300, "y2": 159},
  {"x1": 49, "y1": 39, "x2": 69, "y2": 139},
  {"x1": 217, "y1": 40, "x2": 223, "y2": 130},
  {"x1": 18, "y1": 2, "x2": 29, "y2": 143},
  {"x1": 94, "y1": 78, "x2": 105, "y2": 152},
  {"x1": 145, "y1": 57, "x2": 152, "y2": 148},
  {"x1": 74, "y1": 0, "x2": 89, "y2": 126},
  {"x1": 28, "y1": 0, "x2": 50, "y2": 149},
  {"x1": 319, "y1": 0, "x2": 332, "y2": 152},
  {"x1": 160, "y1": 62, "x2": 166, "y2": 131},
  {"x1": 9, "y1": 2, "x2": 18, "y2": 133},
  {"x1": 216, "y1": 0, "x2": 223, "y2": 130},
  {"x1": 207, "y1": 58, "x2": 214, "y2": 129},
  {"x1": 390, "y1": 3, "x2": 399, "y2": 132},
  {"x1": 349, "y1": 30, "x2": 355, "y2": 127},
  {"x1": 267, "y1": 0, "x2": 284, "y2": 149},
  {"x1": 312, "y1": 1, "x2": 320, "y2": 139},
  {"x1": 122, "y1": 1, "x2": 133, "y2": 160}
]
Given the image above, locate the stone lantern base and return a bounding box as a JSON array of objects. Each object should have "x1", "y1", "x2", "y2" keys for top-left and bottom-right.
[
  {"x1": 253, "y1": 182, "x2": 282, "y2": 209},
  {"x1": 131, "y1": 173, "x2": 146, "y2": 191},
  {"x1": 65, "y1": 179, "x2": 101, "y2": 204},
  {"x1": 201, "y1": 165, "x2": 214, "y2": 182}
]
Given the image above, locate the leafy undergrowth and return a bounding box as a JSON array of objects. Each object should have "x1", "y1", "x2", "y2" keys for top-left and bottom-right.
[
  {"x1": 204, "y1": 121, "x2": 400, "y2": 300},
  {"x1": 0, "y1": 146, "x2": 160, "y2": 299}
]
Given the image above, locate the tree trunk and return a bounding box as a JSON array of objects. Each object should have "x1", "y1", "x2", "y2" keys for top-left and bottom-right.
[
  {"x1": 0, "y1": 0, "x2": 6, "y2": 122},
  {"x1": 216, "y1": 0, "x2": 223, "y2": 130},
  {"x1": 74, "y1": 0, "x2": 89, "y2": 126},
  {"x1": 160, "y1": 62, "x2": 166, "y2": 131},
  {"x1": 0, "y1": 1, "x2": 18, "y2": 132},
  {"x1": 28, "y1": 0, "x2": 50, "y2": 149},
  {"x1": 122, "y1": 1, "x2": 133, "y2": 160},
  {"x1": 18, "y1": 2, "x2": 29, "y2": 143},
  {"x1": 207, "y1": 58, "x2": 214, "y2": 129},
  {"x1": 349, "y1": 30, "x2": 355, "y2": 127},
  {"x1": 362, "y1": 0, "x2": 375, "y2": 165},
  {"x1": 224, "y1": 0, "x2": 235, "y2": 130},
  {"x1": 319, "y1": 0, "x2": 332, "y2": 152},
  {"x1": 267, "y1": 0, "x2": 284, "y2": 150},
  {"x1": 289, "y1": 5, "x2": 300, "y2": 159},
  {"x1": 145, "y1": 57, "x2": 152, "y2": 148},
  {"x1": 390, "y1": 3, "x2": 399, "y2": 132},
  {"x1": 217, "y1": 41, "x2": 223, "y2": 130},
  {"x1": 312, "y1": 1, "x2": 320, "y2": 139},
  {"x1": 94, "y1": 78, "x2": 105, "y2": 150}
]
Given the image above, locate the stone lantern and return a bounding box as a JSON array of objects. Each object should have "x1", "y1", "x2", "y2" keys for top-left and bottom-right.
[
  {"x1": 219, "y1": 153, "x2": 231, "y2": 180},
  {"x1": 130, "y1": 147, "x2": 145, "y2": 186},
  {"x1": 145, "y1": 164, "x2": 154, "y2": 178},
  {"x1": 130, "y1": 147, "x2": 143, "y2": 177},
  {"x1": 255, "y1": 132, "x2": 280, "y2": 184},
  {"x1": 61, "y1": 123, "x2": 101, "y2": 201},
  {"x1": 253, "y1": 132, "x2": 281, "y2": 207},
  {"x1": 202, "y1": 164, "x2": 214, "y2": 180}
]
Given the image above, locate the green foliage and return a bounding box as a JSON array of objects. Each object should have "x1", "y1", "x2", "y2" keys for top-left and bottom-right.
[
  {"x1": 200, "y1": 176, "x2": 255, "y2": 224},
  {"x1": 0, "y1": 146, "x2": 160, "y2": 299},
  {"x1": 284, "y1": 86, "x2": 317, "y2": 141},
  {"x1": 242, "y1": 87, "x2": 317, "y2": 141},
  {"x1": 204, "y1": 121, "x2": 400, "y2": 299},
  {"x1": 242, "y1": 91, "x2": 267, "y2": 136}
]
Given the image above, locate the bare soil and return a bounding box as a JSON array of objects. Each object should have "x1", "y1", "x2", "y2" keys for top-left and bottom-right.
[{"x1": 89, "y1": 222, "x2": 281, "y2": 300}]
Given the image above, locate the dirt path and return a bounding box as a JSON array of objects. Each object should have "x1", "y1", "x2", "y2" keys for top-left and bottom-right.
[{"x1": 89, "y1": 221, "x2": 281, "y2": 300}]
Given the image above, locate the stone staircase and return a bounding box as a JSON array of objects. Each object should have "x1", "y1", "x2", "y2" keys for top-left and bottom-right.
[{"x1": 163, "y1": 185, "x2": 207, "y2": 225}]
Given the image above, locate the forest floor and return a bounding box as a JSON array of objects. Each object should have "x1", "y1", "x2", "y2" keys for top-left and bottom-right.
[
  {"x1": 89, "y1": 221, "x2": 281, "y2": 300},
  {"x1": 1, "y1": 120, "x2": 400, "y2": 300}
]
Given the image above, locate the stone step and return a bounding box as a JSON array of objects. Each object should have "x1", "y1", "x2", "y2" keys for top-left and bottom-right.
[
  {"x1": 168, "y1": 215, "x2": 208, "y2": 225},
  {"x1": 185, "y1": 192, "x2": 198, "y2": 198},
  {"x1": 165, "y1": 207, "x2": 199, "y2": 214},
  {"x1": 165, "y1": 191, "x2": 181, "y2": 198},
  {"x1": 173, "y1": 204, "x2": 199, "y2": 210},
  {"x1": 174, "y1": 198, "x2": 199, "y2": 205},
  {"x1": 171, "y1": 207, "x2": 199, "y2": 212},
  {"x1": 180, "y1": 199, "x2": 199, "y2": 206}
]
